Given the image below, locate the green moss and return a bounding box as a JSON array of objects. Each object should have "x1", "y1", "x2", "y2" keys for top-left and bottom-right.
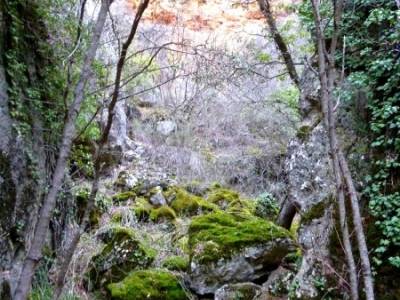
[
  {"x1": 150, "y1": 206, "x2": 176, "y2": 222},
  {"x1": 162, "y1": 256, "x2": 189, "y2": 271},
  {"x1": 110, "y1": 211, "x2": 123, "y2": 223},
  {"x1": 188, "y1": 211, "x2": 293, "y2": 263},
  {"x1": 301, "y1": 200, "x2": 330, "y2": 225},
  {"x1": 97, "y1": 225, "x2": 136, "y2": 243},
  {"x1": 107, "y1": 269, "x2": 189, "y2": 300},
  {"x1": 167, "y1": 187, "x2": 217, "y2": 216},
  {"x1": 176, "y1": 236, "x2": 189, "y2": 255},
  {"x1": 89, "y1": 208, "x2": 102, "y2": 228},
  {"x1": 112, "y1": 191, "x2": 136, "y2": 203},
  {"x1": 132, "y1": 197, "x2": 152, "y2": 221},
  {"x1": 183, "y1": 180, "x2": 206, "y2": 196},
  {"x1": 207, "y1": 187, "x2": 240, "y2": 208},
  {"x1": 290, "y1": 214, "x2": 301, "y2": 238},
  {"x1": 226, "y1": 198, "x2": 256, "y2": 216},
  {"x1": 296, "y1": 125, "x2": 312, "y2": 141},
  {"x1": 86, "y1": 226, "x2": 155, "y2": 289}
]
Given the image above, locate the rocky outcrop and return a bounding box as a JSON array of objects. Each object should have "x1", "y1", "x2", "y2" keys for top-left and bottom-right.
[{"x1": 278, "y1": 65, "x2": 336, "y2": 298}]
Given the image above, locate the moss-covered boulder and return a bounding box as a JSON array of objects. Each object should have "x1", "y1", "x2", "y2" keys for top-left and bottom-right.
[
  {"x1": 206, "y1": 187, "x2": 240, "y2": 209},
  {"x1": 188, "y1": 211, "x2": 296, "y2": 294},
  {"x1": 166, "y1": 186, "x2": 217, "y2": 216},
  {"x1": 86, "y1": 226, "x2": 156, "y2": 289},
  {"x1": 150, "y1": 206, "x2": 176, "y2": 222},
  {"x1": 107, "y1": 269, "x2": 189, "y2": 300}
]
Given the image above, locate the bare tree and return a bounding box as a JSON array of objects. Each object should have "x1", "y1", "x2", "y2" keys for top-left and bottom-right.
[
  {"x1": 13, "y1": 1, "x2": 113, "y2": 299},
  {"x1": 310, "y1": 0, "x2": 374, "y2": 299},
  {"x1": 53, "y1": 1, "x2": 150, "y2": 298},
  {"x1": 257, "y1": 0, "x2": 300, "y2": 88},
  {"x1": 257, "y1": 0, "x2": 361, "y2": 298}
]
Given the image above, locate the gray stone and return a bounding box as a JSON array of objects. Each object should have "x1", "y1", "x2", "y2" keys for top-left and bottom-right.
[
  {"x1": 189, "y1": 239, "x2": 295, "y2": 295},
  {"x1": 149, "y1": 187, "x2": 167, "y2": 207},
  {"x1": 215, "y1": 282, "x2": 262, "y2": 300},
  {"x1": 156, "y1": 120, "x2": 176, "y2": 135}
]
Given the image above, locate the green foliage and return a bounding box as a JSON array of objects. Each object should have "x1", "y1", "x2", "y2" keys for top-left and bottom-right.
[
  {"x1": 4, "y1": 0, "x2": 65, "y2": 139},
  {"x1": 271, "y1": 86, "x2": 300, "y2": 114},
  {"x1": 30, "y1": 254, "x2": 81, "y2": 300},
  {"x1": 338, "y1": 0, "x2": 400, "y2": 270},
  {"x1": 70, "y1": 143, "x2": 94, "y2": 178},
  {"x1": 162, "y1": 256, "x2": 190, "y2": 271},
  {"x1": 107, "y1": 269, "x2": 189, "y2": 300},
  {"x1": 254, "y1": 192, "x2": 279, "y2": 220},
  {"x1": 188, "y1": 211, "x2": 293, "y2": 263}
]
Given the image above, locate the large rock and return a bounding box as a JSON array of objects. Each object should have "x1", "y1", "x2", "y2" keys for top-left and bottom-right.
[
  {"x1": 188, "y1": 211, "x2": 296, "y2": 295},
  {"x1": 280, "y1": 63, "x2": 336, "y2": 298},
  {"x1": 86, "y1": 226, "x2": 156, "y2": 289},
  {"x1": 149, "y1": 187, "x2": 167, "y2": 207}
]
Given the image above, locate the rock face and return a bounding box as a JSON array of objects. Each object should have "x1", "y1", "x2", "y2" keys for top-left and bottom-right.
[
  {"x1": 280, "y1": 66, "x2": 336, "y2": 298},
  {"x1": 215, "y1": 282, "x2": 262, "y2": 300},
  {"x1": 188, "y1": 212, "x2": 296, "y2": 295}
]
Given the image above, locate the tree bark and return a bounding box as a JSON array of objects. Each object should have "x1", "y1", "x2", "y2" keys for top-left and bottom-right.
[
  {"x1": 53, "y1": 1, "x2": 150, "y2": 298},
  {"x1": 257, "y1": 0, "x2": 300, "y2": 88},
  {"x1": 13, "y1": 1, "x2": 112, "y2": 299}
]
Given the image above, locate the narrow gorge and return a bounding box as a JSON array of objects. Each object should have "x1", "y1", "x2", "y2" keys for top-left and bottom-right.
[{"x1": 0, "y1": 0, "x2": 399, "y2": 300}]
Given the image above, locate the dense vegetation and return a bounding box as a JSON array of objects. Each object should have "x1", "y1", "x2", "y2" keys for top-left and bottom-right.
[{"x1": 0, "y1": 0, "x2": 399, "y2": 299}]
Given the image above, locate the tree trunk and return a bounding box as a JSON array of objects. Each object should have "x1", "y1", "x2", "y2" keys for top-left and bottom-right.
[
  {"x1": 53, "y1": 1, "x2": 150, "y2": 298},
  {"x1": 257, "y1": 0, "x2": 300, "y2": 88},
  {"x1": 13, "y1": 2, "x2": 112, "y2": 299},
  {"x1": 310, "y1": 0, "x2": 374, "y2": 299},
  {"x1": 338, "y1": 149, "x2": 375, "y2": 300}
]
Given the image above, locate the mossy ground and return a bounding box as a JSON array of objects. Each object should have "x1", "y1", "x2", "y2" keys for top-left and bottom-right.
[
  {"x1": 107, "y1": 269, "x2": 189, "y2": 300},
  {"x1": 188, "y1": 211, "x2": 293, "y2": 263}
]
